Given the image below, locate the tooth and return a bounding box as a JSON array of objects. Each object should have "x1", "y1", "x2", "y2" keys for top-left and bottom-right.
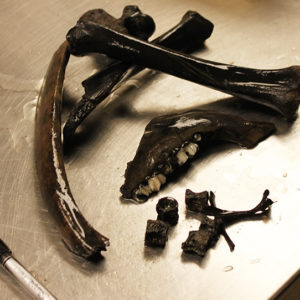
[
  {"x1": 138, "y1": 185, "x2": 152, "y2": 196},
  {"x1": 176, "y1": 149, "x2": 189, "y2": 165},
  {"x1": 157, "y1": 174, "x2": 166, "y2": 185},
  {"x1": 184, "y1": 143, "x2": 198, "y2": 156},
  {"x1": 193, "y1": 133, "x2": 202, "y2": 142},
  {"x1": 148, "y1": 176, "x2": 161, "y2": 191}
]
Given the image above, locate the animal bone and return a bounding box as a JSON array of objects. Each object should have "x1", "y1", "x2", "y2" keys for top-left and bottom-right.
[
  {"x1": 63, "y1": 10, "x2": 213, "y2": 143},
  {"x1": 67, "y1": 23, "x2": 300, "y2": 120},
  {"x1": 35, "y1": 6, "x2": 155, "y2": 259},
  {"x1": 120, "y1": 109, "x2": 275, "y2": 202}
]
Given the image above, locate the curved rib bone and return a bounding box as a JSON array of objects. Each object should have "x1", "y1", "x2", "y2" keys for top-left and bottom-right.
[
  {"x1": 36, "y1": 6, "x2": 158, "y2": 258},
  {"x1": 67, "y1": 23, "x2": 300, "y2": 120},
  {"x1": 35, "y1": 41, "x2": 109, "y2": 259}
]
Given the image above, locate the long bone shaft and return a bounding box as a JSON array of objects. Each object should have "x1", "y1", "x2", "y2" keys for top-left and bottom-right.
[
  {"x1": 64, "y1": 11, "x2": 213, "y2": 142},
  {"x1": 63, "y1": 5, "x2": 155, "y2": 142},
  {"x1": 35, "y1": 42, "x2": 109, "y2": 259},
  {"x1": 67, "y1": 23, "x2": 300, "y2": 120}
]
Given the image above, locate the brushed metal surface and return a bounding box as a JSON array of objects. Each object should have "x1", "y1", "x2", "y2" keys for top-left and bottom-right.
[{"x1": 1, "y1": 1, "x2": 300, "y2": 299}]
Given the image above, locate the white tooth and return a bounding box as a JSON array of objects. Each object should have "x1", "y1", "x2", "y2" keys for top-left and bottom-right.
[
  {"x1": 157, "y1": 174, "x2": 166, "y2": 185},
  {"x1": 193, "y1": 133, "x2": 202, "y2": 141},
  {"x1": 176, "y1": 148, "x2": 189, "y2": 165},
  {"x1": 148, "y1": 176, "x2": 161, "y2": 191},
  {"x1": 138, "y1": 185, "x2": 152, "y2": 196},
  {"x1": 184, "y1": 143, "x2": 198, "y2": 156}
]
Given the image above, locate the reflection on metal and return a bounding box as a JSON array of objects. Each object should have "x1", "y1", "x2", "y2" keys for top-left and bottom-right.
[{"x1": 0, "y1": 1, "x2": 300, "y2": 299}]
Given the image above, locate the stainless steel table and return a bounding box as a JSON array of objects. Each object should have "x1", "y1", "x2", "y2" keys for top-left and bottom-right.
[{"x1": 0, "y1": 1, "x2": 300, "y2": 299}]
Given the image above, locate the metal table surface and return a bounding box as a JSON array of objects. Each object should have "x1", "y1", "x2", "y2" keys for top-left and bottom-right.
[{"x1": 1, "y1": 0, "x2": 300, "y2": 299}]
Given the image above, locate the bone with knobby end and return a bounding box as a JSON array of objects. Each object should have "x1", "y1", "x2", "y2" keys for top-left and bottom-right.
[
  {"x1": 63, "y1": 10, "x2": 213, "y2": 142},
  {"x1": 67, "y1": 23, "x2": 300, "y2": 120}
]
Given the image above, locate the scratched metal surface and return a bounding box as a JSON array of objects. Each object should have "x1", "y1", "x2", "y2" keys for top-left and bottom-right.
[{"x1": 1, "y1": 0, "x2": 300, "y2": 299}]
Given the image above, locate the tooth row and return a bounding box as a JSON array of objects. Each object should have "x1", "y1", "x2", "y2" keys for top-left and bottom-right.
[
  {"x1": 135, "y1": 141, "x2": 200, "y2": 199},
  {"x1": 137, "y1": 173, "x2": 167, "y2": 197}
]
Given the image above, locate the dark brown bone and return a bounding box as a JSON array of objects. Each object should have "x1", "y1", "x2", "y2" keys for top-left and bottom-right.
[
  {"x1": 197, "y1": 189, "x2": 274, "y2": 223},
  {"x1": 120, "y1": 109, "x2": 275, "y2": 202},
  {"x1": 182, "y1": 190, "x2": 273, "y2": 257},
  {"x1": 67, "y1": 23, "x2": 300, "y2": 120},
  {"x1": 63, "y1": 11, "x2": 213, "y2": 143},
  {"x1": 35, "y1": 42, "x2": 109, "y2": 259},
  {"x1": 63, "y1": 6, "x2": 155, "y2": 143},
  {"x1": 35, "y1": 6, "x2": 157, "y2": 259}
]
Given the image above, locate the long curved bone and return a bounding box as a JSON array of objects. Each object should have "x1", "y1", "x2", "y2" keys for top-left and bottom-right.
[
  {"x1": 35, "y1": 42, "x2": 109, "y2": 259},
  {"x1": 67, "y1": 23, "x2": 300, "y2": 120},
  {"x1": 120, "y1": 109, "x2": 275, "y2": 202},
  {"x1": 35, "y1": 6, "x2": 159, "y2": 259},
  {"x1": 63, "y1": 10, "x2": 213, "y2": 143}
]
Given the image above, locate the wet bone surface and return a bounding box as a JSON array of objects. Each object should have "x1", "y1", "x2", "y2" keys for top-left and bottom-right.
[{"x1": 1, "y1": 1, "x2": 300, "y2": 300}]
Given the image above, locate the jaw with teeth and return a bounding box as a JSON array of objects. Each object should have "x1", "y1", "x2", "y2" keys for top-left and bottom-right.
[
  {"x1": 120, "y1": 109, "x2": 275, "y2": 202},
  {"x1": 133, "y1": 142, "x2": 199, "y2": 200}
]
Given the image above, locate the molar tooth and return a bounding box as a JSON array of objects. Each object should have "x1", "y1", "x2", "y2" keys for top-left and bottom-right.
[
  {"x1": 138, "y1": 185, "x2": 152, "y2": 196},
  {"x1": 184, "y1": 142, "x2": 199, "y2": 156},
  {"x1": 157, "y1": 174, "x2": 166, "y2": 185},
  {"x1": 148, "y1": 176, "x2": 161, "y2": 192},
  {"x1": 176, "y1": 148, "x2": 189, "y2": 165},
  {"x1": 193, "y1": 133, "x2": 202, "y2": 142}
]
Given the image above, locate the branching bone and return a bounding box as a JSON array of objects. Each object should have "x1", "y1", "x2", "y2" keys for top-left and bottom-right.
[{"x1": 184, "y1": 190, "x2": 273, "y2": 254}]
